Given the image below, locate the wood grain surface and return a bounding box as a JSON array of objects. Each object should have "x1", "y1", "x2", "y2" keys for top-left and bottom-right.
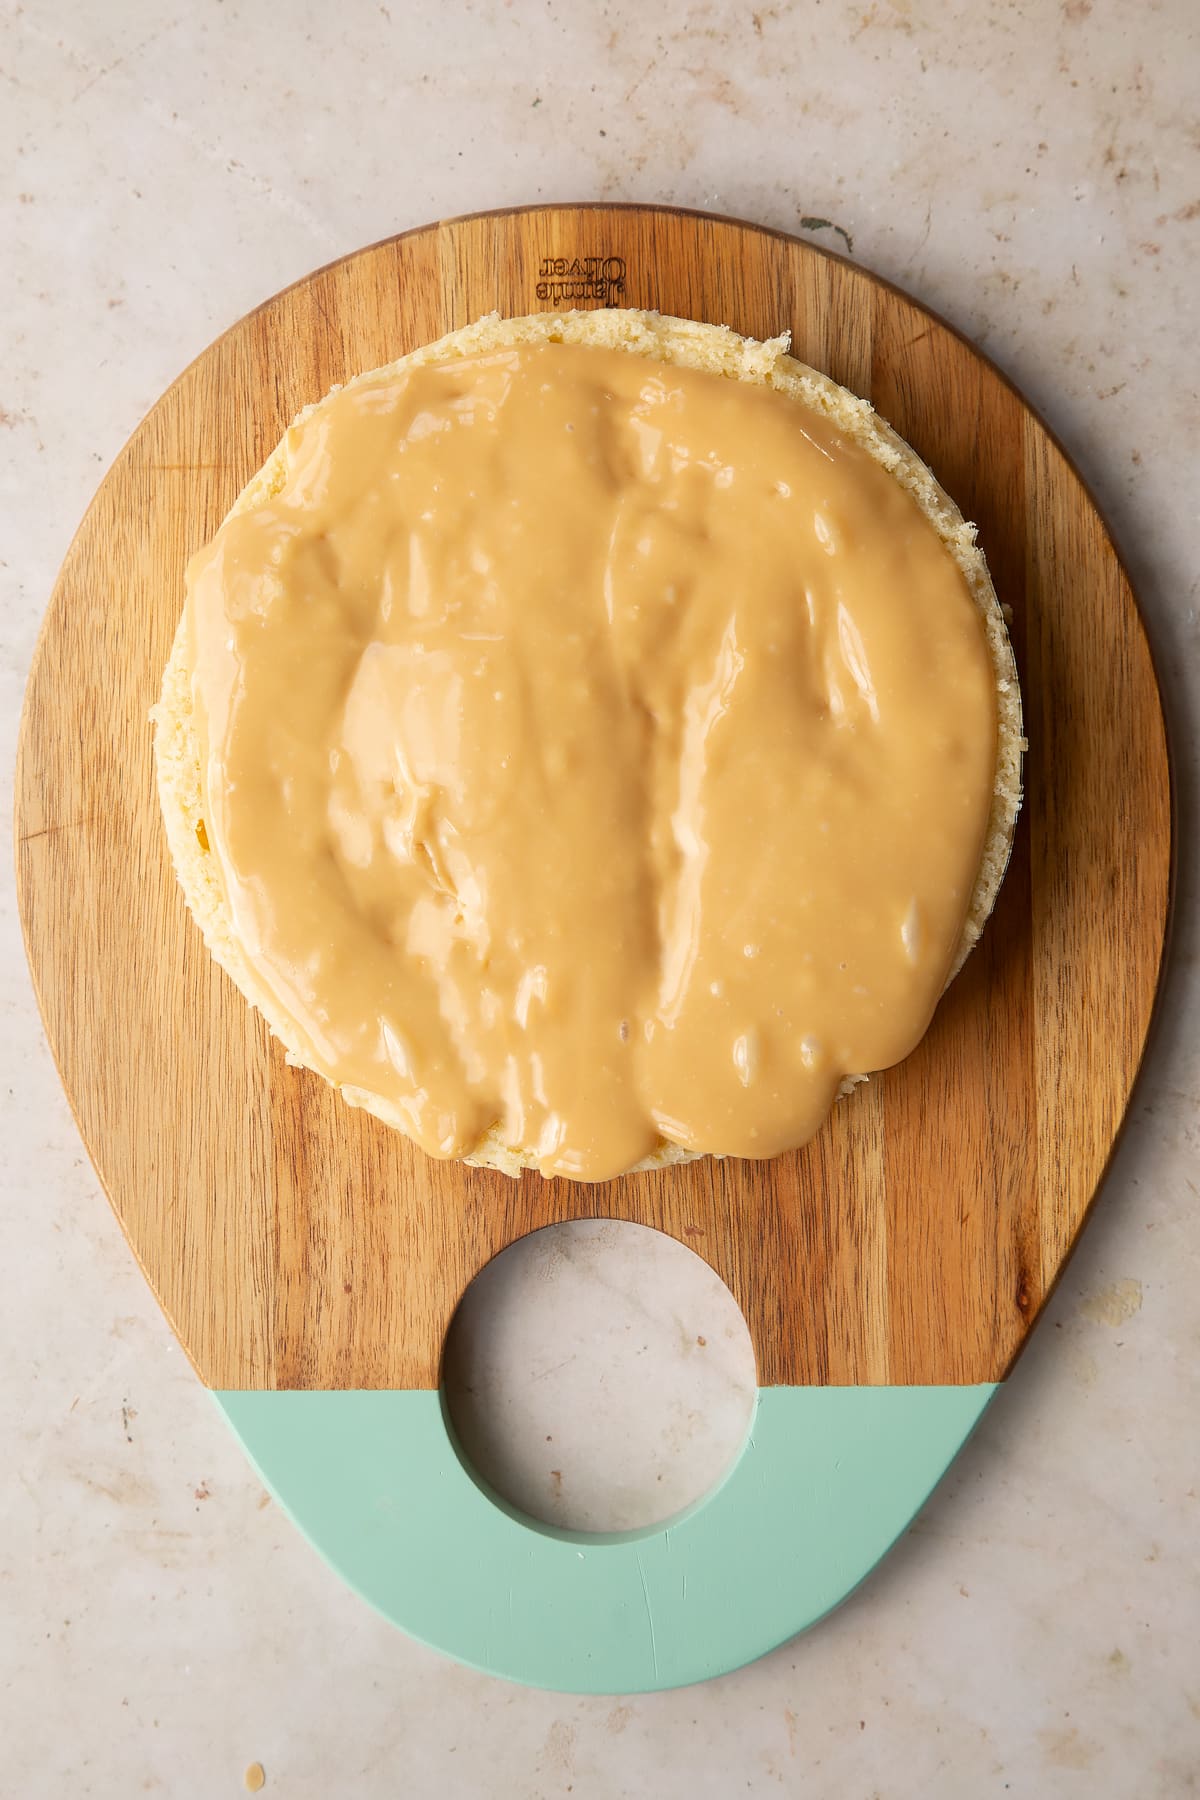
[{"x1": 15, "y1": 205, "x2": 1172, "y2": 1390}]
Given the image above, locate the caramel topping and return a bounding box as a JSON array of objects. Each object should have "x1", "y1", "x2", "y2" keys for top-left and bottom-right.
[{"x1": 185, "y1": 341, "x2": 997, "y2": 1179}]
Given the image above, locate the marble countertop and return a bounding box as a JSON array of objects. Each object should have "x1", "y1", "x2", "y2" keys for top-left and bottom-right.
[{"x1": 2, "y1": 1, "x2": 1197, "y2": 1793}]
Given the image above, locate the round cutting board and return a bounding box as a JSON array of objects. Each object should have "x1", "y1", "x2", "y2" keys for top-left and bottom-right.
[{"x1": 16, "y1": 205, "x2": 1172, "y2": 1689}]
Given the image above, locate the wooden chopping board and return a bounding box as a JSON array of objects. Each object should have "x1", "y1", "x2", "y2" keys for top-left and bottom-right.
[{"x1": 16, "y1": 204, "x2": 1172, "y2": 1395}]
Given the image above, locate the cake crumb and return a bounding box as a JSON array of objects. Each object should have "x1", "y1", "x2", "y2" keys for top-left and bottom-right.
[{"x1": 244, "y1": 1763, "x2": 266, "y2": 1793}]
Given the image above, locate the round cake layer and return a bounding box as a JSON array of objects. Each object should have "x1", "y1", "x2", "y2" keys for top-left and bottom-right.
[{"x1": 153, "y1": 309, "x2": 1023, "y2": 1179}]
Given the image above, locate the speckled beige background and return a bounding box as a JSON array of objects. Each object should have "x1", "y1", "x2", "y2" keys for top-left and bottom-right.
[{"x1": 2, "y1": 1, "x2": 1198, "y2": 1795}]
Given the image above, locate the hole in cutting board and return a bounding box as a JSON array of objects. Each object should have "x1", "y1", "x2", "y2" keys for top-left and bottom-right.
[{"x1": 441, "y1": 1220, "x2": 757, "y2": 1534}]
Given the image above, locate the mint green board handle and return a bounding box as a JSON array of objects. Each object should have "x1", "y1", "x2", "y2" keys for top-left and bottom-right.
[{"x1": 217, "y1": 1384, "x2": 994, "y2": 1692}]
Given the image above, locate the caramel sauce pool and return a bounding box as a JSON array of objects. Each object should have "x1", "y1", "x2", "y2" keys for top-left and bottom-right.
[{"x1": 185, "y1": 342, "x2": 997, "y2": 1179}]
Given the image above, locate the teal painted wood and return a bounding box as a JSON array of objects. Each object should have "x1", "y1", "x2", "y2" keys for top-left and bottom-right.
[{"x1": 216, "y1": 1384, "x2": 995, "y2": 1692}]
